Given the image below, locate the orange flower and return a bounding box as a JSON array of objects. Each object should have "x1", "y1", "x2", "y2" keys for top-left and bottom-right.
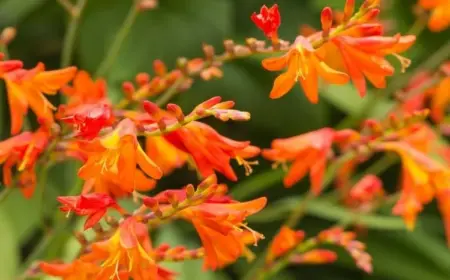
[
  {"x1": 77, "y1": 118, "x2": 162, "y2": 196},
  {"x1": 428, "y1": 76, "x2": 450, "y2": 123},
  {"x1": 145, "y1": 136, "x2": 187, "y2": 175},
  {"x1": 60, "y1": 70, "x2": 108, "y2": 111},
  {"x1": 267, "y1": 226, "x2": 305, "y2": 264},
  {"x1": 179, "y1": 196, "x2": 267, "y2": 270},
  {"x1": 262, "y1": 36, "x2": 349, "y2": 102},
  {"x1": 3, "y1": 62, "x2": 76, "y2": 134},
  {"x1": 379, "y1": 142, "x2": 450, "y2": 232},
  {"x1": 39, "y1": 260, "x2": 100, "y2": 280},
  {"x1": 419, "y1": 0, "x2": 450, "y2": 32},
  {"x1": 164, "y1": 121, "x2": 260, "y2": 181},
  {"x1": 347, "y1": 174, "x2": 384, "y2": 210},
  {"x1": 291, "y1": 249, "x2": 338, "y2": 265},
  {"x1": 0, "y1": 53, "x2": 22, "y2": 77},
  {"x1": 81, "y1": 217, "x2": 173, "y2": 280},
  {"x1": 331, "y1": 34, "x2": 416, "y2": 96},
  {"x1": 262, "y1": 128, "x2": 335, "y2": 193},
  {"x1": 0, "y1": 125, "x2": 51, "y2": 198}
]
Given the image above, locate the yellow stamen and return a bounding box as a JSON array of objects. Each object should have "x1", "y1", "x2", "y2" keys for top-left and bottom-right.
[
  {"x1": 235, "y1": 157, "x2": 259, "y2": 176},
  {"x1": 392, "y1": 53, "x2": 411, "y2": 73}
]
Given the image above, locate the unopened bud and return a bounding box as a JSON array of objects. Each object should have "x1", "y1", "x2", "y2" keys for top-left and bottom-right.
[
  {"x1": 185, "y1": 184, "x2": 195, "y2": 199},
  {"x1": 136, "y1": 72, "x2": 150, "y2": 86},
  {"x1": 202, "y1": 44, "x2": 215, "y2": 61},
  {"x1": 138, "y1": 0, "x2": 158, "y2": 11},
  {"x1": 245, "y1": 37, "x2": 258, "y2": 52},
  {"x1": 166, "y1": 192, "x2": 179, "y2": 208},
  {"x1": 153, "y1": 59, "x2": 167, "y2": 76},
  {"x1": 197, "y1": 174, "x2": 217, "y2": 191},
  {"x1": 122, "y1": 81, "x2": 135, "y2": 100},
  {"x1": 321, "y1": 7, "x2": 333, "y2": 37},
  {"x1": 344, "y1": 0, "x2": 355, "y2": 22},
  {"x1": 359, "y1": 8, "x2": 380, "y2": 22},
  {"x1": 176, "y1": 57, "x2": 188, "y2": 74},
  {"x1": 166, "y1": 103, "x2": 185, "y2": 122},
  {"x1": 0, "y1": 27, "x2": 16, "y2": 45},
  {"x1": 224, "y1": 39, "x2": 235, "y2": 56},
  {"x1": 142, "y1": 100, "x2": 160, "y2": 116}
]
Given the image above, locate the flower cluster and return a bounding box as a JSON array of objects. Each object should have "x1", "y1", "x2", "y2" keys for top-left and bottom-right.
[{"x1": 1, "y1": 0, "x2": 449, "y2": 279}]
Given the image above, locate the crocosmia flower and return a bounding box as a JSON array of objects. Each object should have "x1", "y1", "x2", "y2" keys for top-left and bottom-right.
[
  {"x1": 419, "y1": 0, "x2": 450, "y2": 32},
  {"x1": 164, "y1": 121, "x2": 260, "y2": 181},
  {"x1": 178, "y1": 196, "x2": 267, "y2": 270},
  {"x1": 3, "y1": 62, "x2": 76, "y2": 134},
  {"x1": 0, "y1": 125, "x2": 50, "y2": 198},
  {"x1": 39, "y1": 260, "x2": 100, "y2": 280},
  {"x1": 263, "y1": 128, "x2": 335, "y2": 193},
  {"x1": 251, "y1": 4, "x2": 281, "y2": 38},
  {"x1": 331, "y1": 34, "x2": 416, "y2": 96},
  {"x1": 267, "y1": 226, "x2": 305, "y2": 264},
  {"x1": 77, "y1": 118, "x2": 162, "y2": 196},
  {"x1": 81, "y1": 217, "x2": 173, "y2": 279},
  {"x1": 57, "y1": 193, "x2": 125, "y2": 230},
  {"x1": 61, "y1": 103, "x2": 114, "y2": 140},
  {"x1": 262, "y1": 36, "x2": 349, "y2": 102},
  {"x1": 379, "y1": 141, "x2": 450, "y2": 239}
]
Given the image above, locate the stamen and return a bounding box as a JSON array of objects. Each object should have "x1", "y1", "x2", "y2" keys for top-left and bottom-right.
[
  {"x1": 392, "y1": 53, "x2": 411, "y2": 73},
  {"x1": 236, "y1": 157, "x2": 259, "y2": 176}
]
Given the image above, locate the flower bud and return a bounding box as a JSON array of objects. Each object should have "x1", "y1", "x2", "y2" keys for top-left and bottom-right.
[
  {"x1": 0, "y1": 27, "x2": 16, "y2": 45},
  {"x1": 153, "y1": 59, "x2": 167, "y2": 76},
  {"x1": 136, "y1": 72, "x2": 150, "y2": 86},
  {"x1": 321, "y1": 7, "x2": 333, "y2": 36}
]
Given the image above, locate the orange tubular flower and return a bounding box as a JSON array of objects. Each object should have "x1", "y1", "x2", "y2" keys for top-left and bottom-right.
[
  {"x1": 429, "y1": 75, "x2": 450, "y2": 123},
  {"x1": 39, "y1": 260, "x2": 100, "y2": 280},
  {"x1": 419, "y1": 0, "x2": 450, "y2": 32},
  {"x1": 60, "y1": 70, "x2": 109, "y2": 112},
  {"x1": 164, "y1": 121, "x2": 260, "y2": 181},
  {"x1": 0, "y1": 125, "x2": 51, "y2": 198},
  {"x1": 262, "y1": 36, "x2": 349, "y2": 102},
  {"x1": 178, "y1": 196, "x2": 267, "y2": 270},
  {"x1": 145, "y1": 136, "x2": 187, "y2": 176},
  {"x1": 77, "y1": 118, "x2": 162, "y2": 196},
  {"x1": 262, "y1": 128, "x2": 335, "y2": 193},
  {"x1": 331, "y1": 34, "x2": 416, "y2": 96},
  {"x1": 3, "y1": 62, "x2": 76, "y2": 134},
  {"x1": 267, "y1": 226, "x2": 305, "y2": 264},
  {"x1": 81, "y1": 217, "x2": 173, "y2": 280},
  {"x1": 379, "y1": 142, "x2": 450, "y2": 234}
]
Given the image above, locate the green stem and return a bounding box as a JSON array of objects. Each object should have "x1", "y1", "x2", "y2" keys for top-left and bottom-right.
[
  {"x1": 155, "y1": 77, "x2": 186, "y2": 107},
  {"x1": 60, "y1": 0, "x2": 88, "y2": 67},
  {"x1": 95, "y1": 0, "x2": 140, "y2": 77}
]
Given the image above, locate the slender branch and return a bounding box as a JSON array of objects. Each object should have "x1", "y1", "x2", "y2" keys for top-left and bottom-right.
[
  {"x1": 60, "y1": 0, "x2": 88, "y2": 67},
  {"x1": 155, "y1": 77, "x2": 187, "y2": 107},
  {"x1": 95, "y1": 0, "x2": 140, "y2": 77}
]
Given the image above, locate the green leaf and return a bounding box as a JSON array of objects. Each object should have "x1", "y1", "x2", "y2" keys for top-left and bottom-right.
[
  {"x1": 156, "y1": 224, "x2": 230, "y2": 280},
  {"x1": 362, "y1": 230, "x2": 450, "y2": 280},
  {"x1": 0, "y1": 0, "x2": 47, "y2": 25},
  {"x1": 321, "y1": 84, "x2": 393, "y2": 118},
  {"x1": 78, "y1": 0, "x2": 232, "y2": 99},
  {"x1": 0, "y1": 208, "x2": 19, "y2": 280},
  {"x1": 249, "y1": 196, "x2": 406, "y2": 231}
]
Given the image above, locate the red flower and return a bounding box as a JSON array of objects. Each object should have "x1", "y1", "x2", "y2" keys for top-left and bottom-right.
[
  {"x1": 61, "y1": 103, "x2": 114, "y2": 140},
  {"x1": 251, "y1": 4, "x2": 281, "y2": 38},
  {"x1": 57, "y1": 193, "x2": 125, "y2": 230}
]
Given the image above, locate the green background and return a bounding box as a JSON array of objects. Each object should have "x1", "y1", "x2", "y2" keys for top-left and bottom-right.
[{"x1": 0, "y1": 0, "x2": 449, "y2": 279}]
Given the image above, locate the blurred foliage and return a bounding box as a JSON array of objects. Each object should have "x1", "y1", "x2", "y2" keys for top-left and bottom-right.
[{"x1": 0, "y1": 0, "x2": 449, "y2": 279}]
